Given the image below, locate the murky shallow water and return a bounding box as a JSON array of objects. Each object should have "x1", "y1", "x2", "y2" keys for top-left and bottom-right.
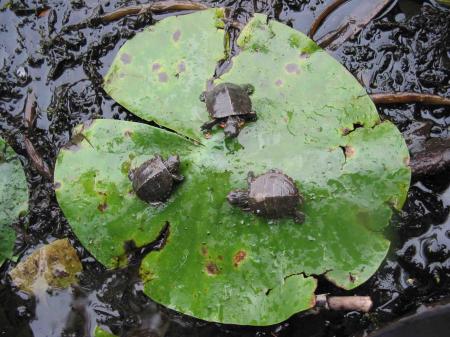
[{"x1": 0, "y1": 0, "x2": 449, "y2": 336}]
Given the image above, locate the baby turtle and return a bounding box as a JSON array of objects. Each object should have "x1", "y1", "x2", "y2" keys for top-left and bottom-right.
[
  {"x1": 200, "y1": 82, "x2": 257, "y2": 138},
  {"x1": 227, "y1": 169, "x2": 305, "y2": 223},
  {"x1": 128, "y1": 154, "x2": 183, "y2": 204}
]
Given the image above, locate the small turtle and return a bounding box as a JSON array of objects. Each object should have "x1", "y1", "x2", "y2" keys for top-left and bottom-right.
[
  {"x1": 128, "y1": 154, "x2": 183, "y2": 204},
  {"x1": 200, "y1": 82, "x2": 257, "y2": 138},
  {"x1": 227, "y1": 169, "x2": 305, "y2": 223}
]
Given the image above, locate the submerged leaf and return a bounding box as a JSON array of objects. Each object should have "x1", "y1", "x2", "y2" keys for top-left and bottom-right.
[
  {"x1": 56, "y1": 11, "x2": 411, "y2": 326},
  {"x1": 0, "y1": 137, "x2": 28, "y2": 266},
  {"x1": 9, "y1": 238, "x2": 82, "y2": 294}
]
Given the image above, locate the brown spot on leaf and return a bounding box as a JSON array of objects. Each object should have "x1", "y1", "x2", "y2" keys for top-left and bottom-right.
[
  {"x1": 124, "y1": 130, "x2": 133, "y2": 137},
  {"x1": 204, "y1": 132, "x2": 212, "y2": 139},
  {"x1": 345, "y1": 146, "x2": 355, "y2": 158},
  {"x1": 275, "y1": 79, "x2": 283, "y2": 86},
  {"x1": 54, "y1": 182, "x2": 61, "y2": 189},
  {"x1": 178, "y1": 61, "x2": 186, "y2": 73},
  {"x1": 285, "y1": 63, "x2": 300, "y2": 74},
  {"x1": 97, "y1": 202, "x2": 108, "y2": 212},
  {"x1": 404, "y1": 156, "x2": 410, "y2": 165},
  {"x1": 201, "y1": 245, "x2": 208, "y2": 256},
  {"x1": 152, "y1": 63, "x2": 161, "y2": 71},
  {"x1": 158, "y1": 72, "x2": 168, "y2": 82},
  {"x1": 205, "y1": 262, "x2": 219, "y2": 275},
  {"x1": 173, "y1": 29, "x2": 181, "y2": 42},
  {"x1": 120, "y1": 53, "x2": 132, "y2": 64},
  {"x1": 349, "y1": 272, "x2": 356, "y2": 283},
  {"x1": 218, "y1": 255, "x2": 223, "y2": 260},
  {"x1": 233, "y1": 250, "x2": 247, "y2": 267},
  {"x1": 299, "y1": 52, "x2": 310, "y2": 59}
]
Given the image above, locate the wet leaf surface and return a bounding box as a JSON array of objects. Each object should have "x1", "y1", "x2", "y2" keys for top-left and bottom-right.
[
  {"x1": 55, "y1": 10, "x2": 411, "y2": 326},
  {"x1": 0, "y1": 137, "x2": 28, "y2": 266}
]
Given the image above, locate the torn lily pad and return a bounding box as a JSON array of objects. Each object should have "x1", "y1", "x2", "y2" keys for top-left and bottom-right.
[
  {"x1": 9, "y1": 238, "x2": 82, "y2": 293},
  {"x1": 56, "y1": 11, "x2": 411, "y2": 326},
  {"x1": 0, "y1": 137, "x2": 28, "y2": 266}
]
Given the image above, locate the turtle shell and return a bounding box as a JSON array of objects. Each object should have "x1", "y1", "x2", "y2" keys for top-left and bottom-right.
[
  {"x1": 205, "y1": 83, "x2": 252, "y2": 119},
  {"x1": 248, "y1": 170, "x2": 301, "y2": 218},
  {"x1": 131, "y1": 156, "x2": 173, "y2": 203}
]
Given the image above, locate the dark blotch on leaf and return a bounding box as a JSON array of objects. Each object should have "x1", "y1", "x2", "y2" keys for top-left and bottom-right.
[
  {"x1": 275, "y1": 79, "x2": 283, "y2": 86},
  {"x1": 159, "y1": 72, "x2": 168, "y2": 82},
  {"x1": 201, "y1": 245, "x2": 208, "y2": 256},
  {"x1": 120, "y1": 53, "x2": 132, "y2": 64},
  {"x1": 178, "y1": 61, "x2": 186, "y2": 73},
  {"x1": 152, "y1": 63, "x2": 161, "y2": 71},
  {"x1": 206, "y1": 262, "x2": 219, "y2": 275},
  {"x1": 299, "y1": 52, "x2": 310, "y2": 59},
  {"x1": 54, "y1": 182, "x2": 61, "y2": 189},
  {"x1": 285, "y1": 63, "x2": 300, "y2": 74},
  {"x1": 233, "y1": 250, "x2": 247, "y2": 267},
  {"x1": 173, "y1": 29, "x2": 181, "y2": 42},
  {"x1": 97, "y1": 202, "x2": 108, "y2": 212}
]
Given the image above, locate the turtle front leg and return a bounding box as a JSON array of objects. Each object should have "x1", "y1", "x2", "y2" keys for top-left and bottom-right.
[
  {"x1": 224, "y1": 116, "x2": 244, "y2": 138},
  {"x1": 292, "y1": 210, "x2": 305, "y2": 224},
  {"x1": 200, "y1": 118, "x2": 221, "y2": 132},
  {"x1": 171, "y1": 174, "x2": 184, "y2": 182}
]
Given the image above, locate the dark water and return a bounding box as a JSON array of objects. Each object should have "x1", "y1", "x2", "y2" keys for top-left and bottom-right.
[{"x1": 0, "y1": 0, "x2": 449, "y2": 336}]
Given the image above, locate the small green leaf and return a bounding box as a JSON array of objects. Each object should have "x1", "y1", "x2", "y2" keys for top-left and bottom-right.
[
  {"x1": 94, "y1": 326, "x2": 117, "y2": 337},
  {"x1": 0, "y1": 137, "x2": 28, "y2": 266}
]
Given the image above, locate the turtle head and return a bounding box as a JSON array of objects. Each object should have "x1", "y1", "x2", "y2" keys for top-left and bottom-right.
[
  {"x1": 227, "y1": 190, "x2": 249, "y2": 209},
  {"x1": 164, "y1": 155, "x2": 181, "y2": 173},
  {"x1": 224, "y1": 116, "x2": 242, "y2": 138}
]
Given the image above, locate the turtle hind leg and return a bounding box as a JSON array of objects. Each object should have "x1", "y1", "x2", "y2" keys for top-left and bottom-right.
[
  {"x1": 246, "y1": 111, "x2": 257, "y2": 122},
  {"x1": 200, "y1": 119, "x2": 220, "y2": 132},
  {"x1": 292, "y1": 210, "x2": 305, "y2": 224},
  {"x1": 241, "y1": 84, "x2": 255, "y2": 95}
]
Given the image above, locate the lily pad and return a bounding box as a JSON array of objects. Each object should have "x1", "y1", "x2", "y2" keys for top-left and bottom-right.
[
  {"x1": 56, "y1": 11, "x2": 411, "y2": 326},
  {"x1": 0, "y1": 137, "x2": 28, "y2": 266}
]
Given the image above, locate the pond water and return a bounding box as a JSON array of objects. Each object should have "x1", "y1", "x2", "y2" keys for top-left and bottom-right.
[{"x1": 0, "y1": 0, "x2": 449, "y2": 336}]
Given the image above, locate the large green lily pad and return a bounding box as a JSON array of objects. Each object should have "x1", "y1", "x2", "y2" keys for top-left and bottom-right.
[
  {"x1": 55, "y1": 11, "x2": 411, "y2": 326},
  {"x1": 0, "y1": 137, "x2": 28, "y2": 266}
]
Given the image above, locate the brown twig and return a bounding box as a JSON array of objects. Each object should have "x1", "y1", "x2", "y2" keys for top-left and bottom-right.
[
  {"x1": 312, "y1": 0, "x2": 392, "y2": 51},
  {"x1": 315, "y1": 294, "x2": 373, "y2": 312},
  {"x1": 100, "y1": 1, "x2": 208, "y2": 23},
  {"x1": 24, "y1": 137, "x2": 52, "y2": 180},
  {"x1": 308, "y1": 0, "x2": 348, "y2": 38},
  {"x1": 370, "y1": 92, "x2": 450, "y2": 106},
  {"x1": 23, "y1": 90, "x2": 37, "y2": 130}
]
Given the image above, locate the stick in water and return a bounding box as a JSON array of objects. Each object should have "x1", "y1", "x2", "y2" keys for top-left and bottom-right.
[
  {"x1": 100, "y1": 1, "x2": 208, "y2": 23},
  {"x1": 24, "y1": 137, "x2": 52, "y2": 180},
  {"x1": 308, "y1": 0, "x2": 348, "y2": 38},
  {"x1": 23, "y1": 90, "x2": 37, "y2": 130},
  {"x1": 370, "y1": 92, "x2": 450, "y2": 106},
  {"x1": 315, "y1": 294, "x2": 373, "y2": 312}
]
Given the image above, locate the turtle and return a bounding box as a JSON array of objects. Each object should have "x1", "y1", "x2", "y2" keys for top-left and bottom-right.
[
  {"x1": 227, "y1": 169, "x2": 305, "y2": 223},
  {"x1": 200, "y1": 82, "x2": 257, "y2": 138},
  {"x1": 128, "y1": 154, "x2": 183, "y2": 204}
]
